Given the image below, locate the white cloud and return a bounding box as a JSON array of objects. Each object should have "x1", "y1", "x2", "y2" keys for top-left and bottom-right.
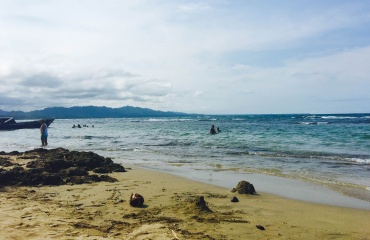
[
  {"x1": 178, "y1": 2, "x2": 212, "y2": 13},
  {"x1": 0, "y1": 0, "x2": 370, "y2": 113}
]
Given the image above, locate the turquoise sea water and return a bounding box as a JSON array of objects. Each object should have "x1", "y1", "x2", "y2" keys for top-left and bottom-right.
[{"x1": 1, "y1": 114, "x2": 370, "y2": 202}]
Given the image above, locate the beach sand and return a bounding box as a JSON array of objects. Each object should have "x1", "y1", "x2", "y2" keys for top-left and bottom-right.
[{"x1": 1, "y1": 162, "x2": 370, "y2": 239}]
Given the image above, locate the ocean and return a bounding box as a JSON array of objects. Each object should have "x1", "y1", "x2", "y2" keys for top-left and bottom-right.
[{"x1": 1, "y1": 113, "x2": 370, "y2": 204}]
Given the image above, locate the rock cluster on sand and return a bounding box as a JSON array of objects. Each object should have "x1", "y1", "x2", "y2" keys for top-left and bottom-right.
[
  {"x1": 0, "y1": 148, "x2": 126, "y2": 186},
  {"x1": 231, "y1": 180, "x2": 257, "y2": 194}
]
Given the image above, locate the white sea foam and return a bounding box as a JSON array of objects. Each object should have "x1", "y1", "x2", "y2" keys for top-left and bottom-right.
[
  {"x1": 297, "y1": 121, "x2": 329, "y2": 124},
  {"x1": 321, "y1": 116, "x2": 357, "y2": 119},
  {"x1": 347, "y1": 158, "x2": 370, "y2": 164},
  {"x1": 145, "y1": 118, "x2": 192, "y2": 122}
]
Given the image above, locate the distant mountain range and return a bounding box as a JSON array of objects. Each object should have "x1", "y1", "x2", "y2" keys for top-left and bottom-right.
[{"x1": 0, "y1": 106, "x2": 192, "y2": 119}]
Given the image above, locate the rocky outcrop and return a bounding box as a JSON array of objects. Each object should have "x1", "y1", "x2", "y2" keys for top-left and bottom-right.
[
  {"x1": 0, "y1": 148, "x2": 126, "y2": 186},
  {"x1": 231, "y1": 180, "x2": 257, "y2": 194}
]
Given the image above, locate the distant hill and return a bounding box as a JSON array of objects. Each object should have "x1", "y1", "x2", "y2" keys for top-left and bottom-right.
[{"x1": 0, "y1": 106, "x2": 192, "y2": 119}]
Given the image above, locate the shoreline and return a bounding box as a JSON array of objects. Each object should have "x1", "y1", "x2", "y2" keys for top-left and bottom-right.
[
  {"x1": 1, "y1": 166, "x2": 369, "y2": 239},
  {"x1": 1, "y1": 148, "x2": 370, "y2": 239},
  {"x1": 136, "y1": 164, "x2": 370, "y2": 210}
]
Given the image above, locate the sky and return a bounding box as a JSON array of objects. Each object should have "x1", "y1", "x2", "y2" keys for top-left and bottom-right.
[{"x1": 1, "y1": 0, "x2": 370, "y2": 114}]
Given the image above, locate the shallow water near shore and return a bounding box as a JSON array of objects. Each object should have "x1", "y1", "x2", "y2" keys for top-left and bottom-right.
[{"x1": 1, "y1": 114, "x2": 370, "y2": 207}]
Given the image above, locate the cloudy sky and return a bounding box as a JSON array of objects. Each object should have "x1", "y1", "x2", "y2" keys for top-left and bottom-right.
[{"x1": 1, "y1": 0, "x2": 370, "y2": 114}]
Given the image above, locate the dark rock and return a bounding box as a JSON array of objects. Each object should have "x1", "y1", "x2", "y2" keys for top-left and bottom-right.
[
  {"x1": 61, "y1": 167, "x2": 88, "y2": 177},
  {"x1": 0, "y1": 158, "x2": 14, "y2": 167},
  {"x1": 65, "y1": 176, "x2": 86, "y2": 185},
  {"x1": 192, "y1": 196, "x2": 212, "y2": 213},
  {"x1": 111, "y1": 164, "x2": 126, "y2": 172},
  {"x1": 256, "y1": 225, "x2": 265, "y2": 230},
  {"x1": 9, "y1": 151, "x2": 20, "y2": 155},
  {"x1": 20, "y1": 169, "x2": 43, "y2": 186},
  {"x1": 26, "y1": 160, "x2": 42, "y2": 169},
  {"x1": 93, "y1": 167, "x2": 111, "y2": 174},
  {"x1": 45, "y1": 159, "x2": 74, "y2": 172},
  {"x1": 64, "y1": 174, "x2": 118, "y2": 185},
  {"x1": 231, "y1": 180, "x2": 256, "y2": 194},
  {"x1": 130, "y1": 193, "x2": 144, "y2": 207},
  {"x1": 0, "y1": 168, "x2": 20, "y2": 185},
  {"x1": 25, "y1": 148, "x2": 48, "y2": 154},
  {"x1": 0, "y1": 148, "x2": 125, "y2": 187},
  {"x1": 231, "y1": 196, "x2": 239, "y2": 202},
  {"x1": 87, "y1": 174, "x2": 117, "y2": 183},
  {"x1": 92, "y1": 164, "x2": 125, "y2": 173},
  {"x1": 42, "y1": 173, "x2": 63, "y2": 185},
  {"x1": 18, "y1": 155, "x2": 39, "y2": 159},
  {"x1": 98, "y1": 175, "x2": 118, "y2": 182}
]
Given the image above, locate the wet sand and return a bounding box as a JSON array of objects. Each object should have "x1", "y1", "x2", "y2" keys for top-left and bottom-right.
[
  {"x1": 1, "y1": 165, "x2": 370, "y2": 240},
  {"x1": 152, "y1": 166, "x2": 370, "y2": 209}
]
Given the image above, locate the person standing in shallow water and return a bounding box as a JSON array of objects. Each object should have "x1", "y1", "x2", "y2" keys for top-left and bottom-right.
[
  {"x1": 210, "y1": 124, "x2": 217, "y2": 134},
  {"x1": 40, "y1": 119, "x2": 48, "y2": 146}
]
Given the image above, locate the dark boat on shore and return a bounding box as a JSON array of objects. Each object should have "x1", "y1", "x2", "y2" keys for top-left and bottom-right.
[{"x1": 0, "y1": 117, "x2": 55, "y2": 130}]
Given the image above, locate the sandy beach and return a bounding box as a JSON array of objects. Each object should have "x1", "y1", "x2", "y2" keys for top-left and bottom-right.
[{"x1": 1, "y1": 153, "x2": 370, "y2": 240}]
